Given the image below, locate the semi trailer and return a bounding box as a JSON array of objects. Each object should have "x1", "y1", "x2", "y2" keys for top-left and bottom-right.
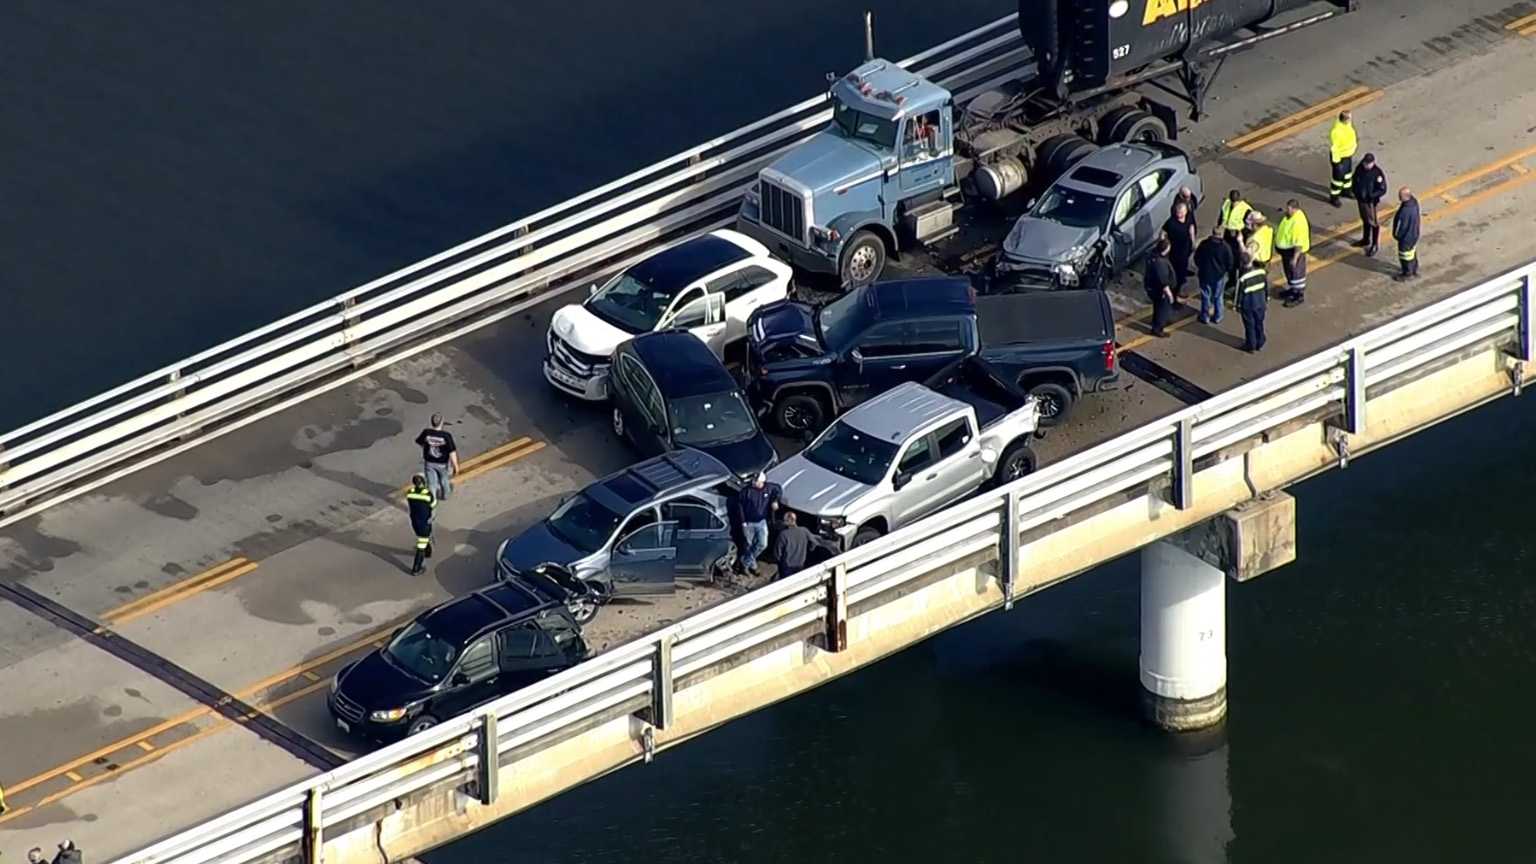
[{"x1": 735, "y1": 0, "x2": 1359, "y2": 290}]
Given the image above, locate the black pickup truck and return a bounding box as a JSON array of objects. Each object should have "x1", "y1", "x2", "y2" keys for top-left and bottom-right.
[{"x1": 744, "y1": 277, "x2": 1118, "y2": 433}]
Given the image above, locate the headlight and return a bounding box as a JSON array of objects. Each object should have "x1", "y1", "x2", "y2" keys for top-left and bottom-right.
[
  {"x1": 369, "y1": 707, "x2": 409, "y2": 722},
  {"x1": 821, "y1": 515, "x2": 847, "y2": 530},
  {"x1": 329, "y1": 675, "x2": 340, "y2": 695},
  {"x1": 744, "y1": 185, "x2": 760, "y2": 205},
  {"x1": 1053, "y1": 261, "x2": 1080, "y2": 286}
]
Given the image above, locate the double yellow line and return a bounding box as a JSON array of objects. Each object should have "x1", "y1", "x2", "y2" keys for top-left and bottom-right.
[
  {"x1": 1119, "y1": 141, "x2": 1536, "y2": 351},
  {"x1": 1227, "y1": 86, "x2": 1384, "y2": 153},
  {"x1": 1509, "y1": 11, "x2": 1536, "y2": 37},
  {"x1": 397, "y1": 435, "x2": 547, "y2": 495},
  {"x1": 99, "y1": 557, "x2": 259, "y2": 627}
]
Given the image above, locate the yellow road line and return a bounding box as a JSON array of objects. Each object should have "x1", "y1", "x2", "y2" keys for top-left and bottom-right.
[
  {"x1": 397, "y1": 435, "x2": 538, "y2": 494},
  {"x1": 1230, "y1": 87, "x2": 1381, "y2": 153},
  {"x1": 64, "y1": 771, "x2": 83, "y2": 782},
  {"x1": 1506, "y1": 11, "x2": 1536, "y2": 30},
  {"x1": 1520, "y1": 24, "x2": 1536, "y2": 37},
  {"x1": 455, "y1": 440, "x2": 547, "y2": 484},
  {"x1": 100, "y1": 558, "x2": 255, "y2": 625},
  {"x1": 136, "y1": 741, "x2": 156, "y2": 752},
  {"x1": 0, "y1": 621, "x2": 400, "y2": 801},
  {"x1": 1512, "y1": 164, "x2": 1531, "y2": 175}
]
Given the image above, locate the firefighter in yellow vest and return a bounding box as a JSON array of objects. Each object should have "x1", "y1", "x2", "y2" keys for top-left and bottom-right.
[
  {"x1": 406, "y1": 474, "x2": 437, "y2": 575},
  {"x1": 1275, "y1": 200, "x2": 1312, "y2": 307},
  {"x1": 1328, "y1": 110, "x2": 1358, "y2": 207}
]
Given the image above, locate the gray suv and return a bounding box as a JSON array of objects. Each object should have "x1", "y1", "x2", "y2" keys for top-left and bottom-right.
[
  {"x1": 996, "y1": 142, "x2": 1201, "y2": 290},
  {"x1": 495, "y1": 449, "x2": 738, "y2": 621}
]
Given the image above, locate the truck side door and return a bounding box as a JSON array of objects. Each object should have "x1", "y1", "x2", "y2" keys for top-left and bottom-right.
[
  {"x1": 898, "y1": 110, "x2": 947, "y2": 198},
  {"x1": 932, "y1": 414, "x2": 985, "y2": 496},
  {"x1": 890, "y1": 431, "x2": 942, "y2": 527}
]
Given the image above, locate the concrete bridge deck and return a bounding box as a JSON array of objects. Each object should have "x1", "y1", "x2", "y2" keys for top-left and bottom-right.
[{"x1": 4, "y1": 2, "x2": 1536, "y2": 857}]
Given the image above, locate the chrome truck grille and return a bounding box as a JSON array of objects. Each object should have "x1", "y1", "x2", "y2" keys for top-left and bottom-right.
[{"x1": 759, "y1": 179, "x2": 807, "y2": 244}]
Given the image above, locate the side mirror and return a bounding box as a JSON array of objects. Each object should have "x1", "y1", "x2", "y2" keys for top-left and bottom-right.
[
  {"x1": 892, "y1": 471, "x2": 911, "y2": 491},
  {"x1": 848, "y1": 349, "x2": 864, "y2": 371},
  {"x1": 451, "y1": 672, "x2": 470, "y2": 687},
  {"x1": 589, "y1": 283, "x2": 599, "y2": 297},
  {"x1": 1025, "y1": 197, "x2": 1038, "y2": 211}
]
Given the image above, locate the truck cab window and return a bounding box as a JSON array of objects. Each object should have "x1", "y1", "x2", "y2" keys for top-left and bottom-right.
[
  {"x1": 897, "y1": 435, "x2": 936, "y2": 476},
  {"x1": 854, "y1": 323, "x2": 910, "y2": 358},
  {"x1": 934, "y1": 417, "x2": 973, "y2": 459},
  {"x1": 905, "y1": 111, "x2": 941, "y2": 158},
  {"x1": 832, "y1": 100, "x2": 897, "y2": 150},
  {"x1": 906, "y1": 319, "x2": 965, "y2": 354}
]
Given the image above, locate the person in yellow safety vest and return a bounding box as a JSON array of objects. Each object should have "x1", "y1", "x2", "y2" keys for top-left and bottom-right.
[
  {"x1": 1328, "y1": 110, "x2": 1358, "y2": 207},
  {"x1": 1219, "y1": 189, "x2": 1252, "y2": 283},
  {"x1": 1236, "y1": 210, "x2": 1274, "y2": 309},
  {"x1": 1275, "y1": 200, "x2": 1312, "y2": 307},
  {"x1": 405, "y1": 474, "x2": 437, "y2": 575}
]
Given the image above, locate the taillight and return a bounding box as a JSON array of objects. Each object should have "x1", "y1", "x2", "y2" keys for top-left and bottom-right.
[{"x1": 1102, "y1": 340, "x2": 1117, "y2": 372}]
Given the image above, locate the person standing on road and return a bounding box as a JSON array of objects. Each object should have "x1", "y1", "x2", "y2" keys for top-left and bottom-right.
[
  {"x1": 1219, "y1": 190, "x2": 1252, "y2": 284},
  {"x1": 736, "y1": 472, "x2": 781, "y2": 576},
  {"x1": 414, "y1": 414, "x2": 459, "y2": 502},
  {"x1": 1144, "y1": 237, "x2": 1178, "y2": 338},
  {"x1": 1172, "y1": 186, "x2": 1199, "y2": 233},
  {"x1": 1195, "y1": 226, "x2": 1233, "y2": 325},
  {"x1": 1163, "y1": 200, "x2": 1197, "y2": 302},
  {"x1": 27, "y1": 848, "x2": 46, "y2": 864},
  {"x1": 1275, "y1": 200, "x2": 1312, "y2": 307},
  {"x1": 406, "y1": 474, "x2": 436, "y2": 575},
  {"x1": 1352, "y1": 152, "x2": 1388, "y2": 256},
  {"x1": 1328, "y1": 110, "x2": 1358, "y2": 208},
  {"x1": 1237, "y1": 249, "x2": 1270, "y2": 353},
  {"x1": 770, "y1": 511, "x2": 837, "y2": 579},
  {"x1": 1393, "y1": 186, "x2": 1421, "y2": 282}
]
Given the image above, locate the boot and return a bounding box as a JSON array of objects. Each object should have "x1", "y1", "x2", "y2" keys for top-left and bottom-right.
[
  {"x1": 411, "y1": 548, "x2": 425, "y2": 574},
  {"x1": 424, "y1": 540, "x2": 433, "y2": 559},
  {"x1": 1366, "y1": 227, "x2": 1379, "y2": 257}
]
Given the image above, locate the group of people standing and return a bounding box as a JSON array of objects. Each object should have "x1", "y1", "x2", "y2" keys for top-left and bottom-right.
[{"x1": 1144, "y1": 110, "x2": 1423, "y2": 354}]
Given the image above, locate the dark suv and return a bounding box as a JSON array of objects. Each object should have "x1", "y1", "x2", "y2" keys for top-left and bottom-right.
[
  {"x1": 610, "y1": 330, "x2": 776, "y2": 479},
  {"x1": 745, "y1": 278, "x2": 1120, "y2": 432},
  {"x1": 328, "y1": 581, "x2": 589, "y2": 741}
]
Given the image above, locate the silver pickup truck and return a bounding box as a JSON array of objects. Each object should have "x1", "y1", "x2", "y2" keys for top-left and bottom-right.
[{"x1": 768, "y1": 356, "x2": 1040, "y2": 549}]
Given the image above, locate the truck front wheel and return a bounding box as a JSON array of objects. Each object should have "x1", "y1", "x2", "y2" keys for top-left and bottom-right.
[
  {"x1": 773, "y1": 392, "x2": 828, "y2": 436},
  {"x1": 851, "y1": 525, "x2": 884, "y2": 548},
  {"x1": 839, "y1": 230, "x2": 886, "y2": 290},
  {"x1": 1026, "y1": 381, "x2": 1075, "y2": 427}
]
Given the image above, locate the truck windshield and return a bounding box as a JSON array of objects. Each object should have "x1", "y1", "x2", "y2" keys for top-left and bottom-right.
[
  {"x1": 832, "y1": 100, "x2": 898, "y2": 150},
  {"x1": 1033, "y1": 187, "x2": 1114, "y2": 229},
  {"x1": 803, "y1": 420, "x2": 898, "y2": 486},
  {"x1": 587, "y1": 271, "x2": 674, "y2": 334},
  {"x1": 814, "y1": 289, "x2": 868, "y2": 353},
  {"x1": 545, "y1": 492, "x2": 624, "y2": 554},
  {"x1": 671, "y1": 391, "x2": 758, "y2": 447},
  {"x1": 385, "y1": 621, "x2": 458, "y2": 684}
]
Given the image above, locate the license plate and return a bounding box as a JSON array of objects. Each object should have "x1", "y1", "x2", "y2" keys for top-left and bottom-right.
[
  {"x1": 545, "y1": 360, "x2": 581, "y2": 387},
  {"x1": 335, "y1": 718, "x2": 350, "y2": 733}
]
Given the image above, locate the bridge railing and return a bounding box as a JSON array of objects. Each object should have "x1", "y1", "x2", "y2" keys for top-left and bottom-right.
[
  {"x1": 115, "y1": 260, "x2": 1536, "y2": 864},
  {"x1": 0, "y1": 14, "x2": 1033, "y2": 529}
]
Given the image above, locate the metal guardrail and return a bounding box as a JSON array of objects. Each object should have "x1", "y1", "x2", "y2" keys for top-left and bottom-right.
[
  {"x1": 0, "y1": 14, "x2": 1033, "y2": 529},
  {"x1": 115, "y1": 260, "x2": 1536, "y2": 864}
]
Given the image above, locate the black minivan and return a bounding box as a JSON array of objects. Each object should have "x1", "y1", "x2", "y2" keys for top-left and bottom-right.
[
  {"x1": 329, "y1": 579, "x2": 589, "y2": 741},
  {"x1": 609, "y1": 330, "x2": 776, "y2": 478}
]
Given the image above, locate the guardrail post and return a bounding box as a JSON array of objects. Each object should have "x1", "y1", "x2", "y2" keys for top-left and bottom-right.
[
  {"x1": 340, "y1": 297, "x2": 367, "y2": 369},
  {"x1": 475, "y1": 710, "x2": 499, "y2": 806},
  {"x1": 651, "y1": 634, "x2": 674, "y2": 730},
  {"x1": 1171, "y1": 418, "x2": 1194, "y2": 511},
  {"x1": 826, "y1": 563, "x2": 849, "y2": 652},
  {"x1": 1345, "y1": 344, "x2": 1367, "y2": 435},
  {"x1": 1519, "y1": 273, "x2": 1535, "y2": 363},
  {"x1": 999, "y1": 489, "x2": 1020, "y2": 610},
  {"x1": 166, "y1": 368, "x2": 192, "y2": 440},
  {"x1": 302, "y1": 786, "x2": 323, "y2": 864},
  {"x1": 513, "y1": 224, "x2": 533, "y2": 256}
]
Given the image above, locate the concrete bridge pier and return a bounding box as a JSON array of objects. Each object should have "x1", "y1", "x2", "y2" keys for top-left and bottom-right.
[{"x1": 1139, "y1": 492, "x2": 1298, "y2": 732}]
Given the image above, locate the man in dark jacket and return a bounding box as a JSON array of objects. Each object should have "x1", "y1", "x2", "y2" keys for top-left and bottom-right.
[
  {"x1": 1194, "y1": 226, "x2": 1234, "y2": 325},
  {"x1": 1392, "y1": 186, "x2": 1421, "y2": 281},
  {"x1": 770, "y1": 512, "x2": 838, "y2": 578},
  {"x1": 1352, "y1": 153, "x2": 1389, "y2": 256},
  {"x1": 1162, "y1": 200, "x2": 1197, "y2": 301},
  {"x1": 1144, "y1": 238, "x2": 1177, "y2": 337},
  {"x1": 736, "y1": 472, "x2": 781, "y2": 575}
]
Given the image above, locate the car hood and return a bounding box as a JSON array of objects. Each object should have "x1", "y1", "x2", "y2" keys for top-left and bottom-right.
[
  {"x1": 764, "y1": 131, "x2": 884, "y2": 195},
  {"x1": 551, "y1": 303, "x2": 636, "y2": 356},
  {"x1": 769, "y1": 456, "x2": 876, "y2": 516},
  {"x1": 1002, "y1": 218, "x2": 1100, "y2": 264},
  {"x1": 499, "y1": 521, "x2": 590, "y2": 573},
  {"x1": 337, "y1": 651, "x2": 434, "y2": 710},
  {"x1": 693, "y1": 432, "x2": 778, "y2": 479},
  {"x1": 748, "y1": 300, "x2": 825, "y2": 363}
]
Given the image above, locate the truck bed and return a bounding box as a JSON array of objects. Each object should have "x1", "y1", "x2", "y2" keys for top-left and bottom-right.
[{"x1": 925, "y1": 356, "x2": 1028, "y2": 430}]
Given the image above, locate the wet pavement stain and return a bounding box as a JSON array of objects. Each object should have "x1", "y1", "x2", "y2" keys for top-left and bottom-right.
[
  {"x1": 140, "y1": 493, "x2": 199, "y2": 521},
  {"x1": 161, "y1": 562, "x2": 186, "y2": 576},
  {"x1": 0, "y1": 523, "x2": 84, "y2": 577}
]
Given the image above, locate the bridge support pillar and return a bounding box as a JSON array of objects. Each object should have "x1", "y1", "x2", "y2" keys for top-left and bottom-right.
[{"x1": 1139, "y1": 540, "x2": 1227, "y2": 732}]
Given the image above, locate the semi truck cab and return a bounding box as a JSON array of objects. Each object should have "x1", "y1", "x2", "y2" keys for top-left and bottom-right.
[{"x1": 736, "y1": 59, "x2": 959, "y2": 290}]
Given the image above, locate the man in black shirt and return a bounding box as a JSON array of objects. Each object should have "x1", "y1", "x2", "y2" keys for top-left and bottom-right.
[
  {"x1": 771, "y1": 511, "x2": 838, "y2": 578},
  {"x1": 414, "y1": 414, "x2": 459, "y2": 501},
  {"x1": 1144, "y1": 238, "x2": 1177, "y2": 338},
  {"x1": 1194, "y1": 225, "x2": 1234, "y2": 325}
]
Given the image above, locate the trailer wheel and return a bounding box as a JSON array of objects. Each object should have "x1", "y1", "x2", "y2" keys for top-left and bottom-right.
[
  {"x1": 839, "y1": 230, "x2": 886, "y2": 290},
  {"x1": 1100, "y1": 108, "x2": 1168, "y2": 145},
  {"x1": 1036, "y1": 134, "x2": 1097, "y2": 183}
]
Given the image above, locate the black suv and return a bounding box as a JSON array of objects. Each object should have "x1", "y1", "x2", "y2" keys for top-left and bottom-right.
[
  {"x1": 610, "y1": 330, "x2": 776, "y2": 479},
  {"x1": 745, "y1": 278, "x2": 1119, "y2": 433},
  {"x1": 329, "y1": 580, "x2": 589, "y2": 741}
]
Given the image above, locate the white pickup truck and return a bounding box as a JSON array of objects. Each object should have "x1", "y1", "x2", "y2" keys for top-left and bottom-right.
[
  {"x1": 543, "y1": 229, "x2": 793, "y2": 401},
  {"x1": 768, "y1": 356, "x2": 1041, "y2": 549}
]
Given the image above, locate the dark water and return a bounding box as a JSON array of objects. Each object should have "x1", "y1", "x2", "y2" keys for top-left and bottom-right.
[
  {"x1": 435, "y1": 381, "x2": 1536, "y2": 864},
  {"x1": 0, "y1": 0, "x2": 1000, "y2": 431},
  {"x1": 10, "y1": 3, "x2": 1536, "y2": 861}
]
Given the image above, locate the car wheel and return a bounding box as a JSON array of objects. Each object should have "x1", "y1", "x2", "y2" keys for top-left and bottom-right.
[
  {"x1": 851, "y1": 525, "x2": 884, "y2": 548},
  {"x1": 839, "y1": 230, "x2": 886, "y2": 290},
  {"x1": 568, "y1": 593, "x2": 599, "y2": 625},
  {"x1": 774, "y1": 393, "x2": 827, "y2": 435},
  {"x1": 710, "y1": 546, "x2": 739, "y2": 583},
  {"x1": 1101, "y1": 108, "x2": 1168, "y2": 145},
  {"x1": 1026, "y1": 381, "x2": 1075, "y2": 427},
  {"x1": 407, "y1": 714, "x2": 439, "y2": 735},
  {"x1": 993, "y1": 443, "x2": 1037, "y2": 488},
  {"x1": 611, "y1": 407, "x2": 626, "y2": 441}
]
